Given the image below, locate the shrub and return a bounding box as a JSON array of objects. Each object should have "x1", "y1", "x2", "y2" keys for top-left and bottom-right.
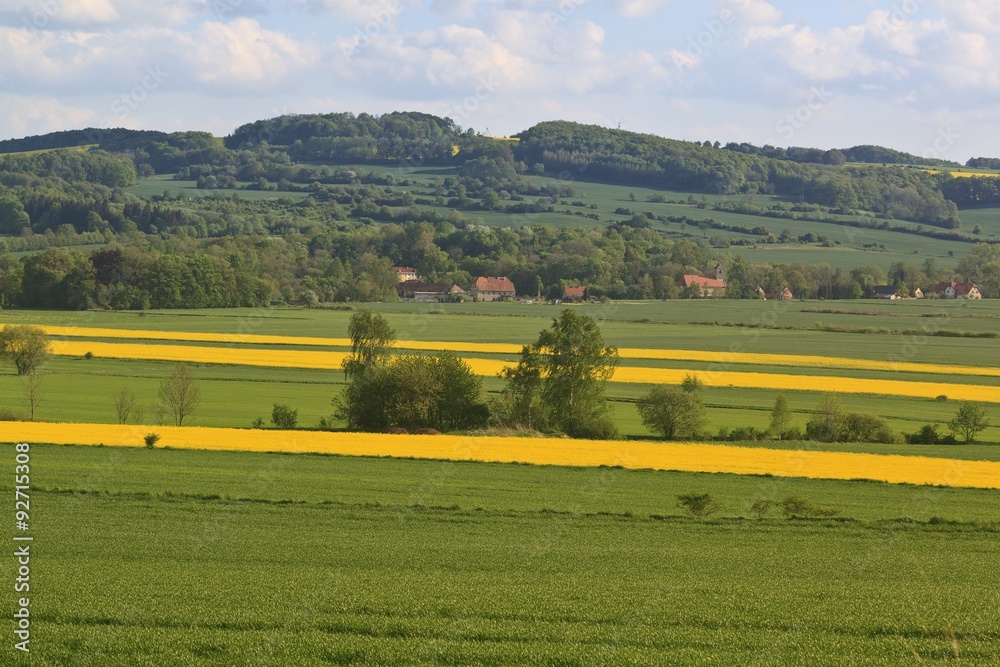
[
  {"x1": 905, "y1": 424, "x2": 940, "y2": 445},
  {"x1": 84, "y1": 351, "x2": 94, "y2": 360},
  {"x1": 779, "y1": 496, "x2": 839, "y2": 518},
  {"x1": 750, "y1": 499, "x2": 774, "y2": 519},
  {"x1": 144, "y1": 433, "x2": 160, "y2": 449},
  {"x1": 251, "y1": 417, "x2": 264, "y2": 429},
  {"x1": 677, "y1": 493, "x2": 720, "y2": 518},
  {"x1": 271, "y1": 403, "x2": 298, "y2": 429},
  {"x1": 935, "y1": 395, "x2": 948, "y2": 402}
]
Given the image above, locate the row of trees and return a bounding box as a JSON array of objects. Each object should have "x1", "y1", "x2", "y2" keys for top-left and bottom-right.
[{"x1": 637, "y1": 382, "x2": 991, "y2": 444}]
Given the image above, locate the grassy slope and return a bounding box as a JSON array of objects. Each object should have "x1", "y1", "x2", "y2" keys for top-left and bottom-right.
[
  {"x1": 127, "y1": 164, "x2": 1000, "y2": 271},
  {"x1": 3, "y1": 444, "x2": 999, "y2": 666}
]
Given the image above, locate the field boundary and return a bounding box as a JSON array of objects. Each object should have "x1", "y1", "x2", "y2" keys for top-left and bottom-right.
[{"x1": 2, "y1": 422, "x2": 999, "y2": 490}]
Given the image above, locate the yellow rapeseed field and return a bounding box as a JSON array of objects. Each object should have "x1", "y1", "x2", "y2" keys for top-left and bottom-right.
[
  {"x1": 36, "y1": 325, "x2": 1000, "y2": 377},
  {"x1": 47, "y1": 340, "x2": 1000, "y2": 403},
  {"x1": 2, "y1": 421, "x2": 999, "y2": 490}
]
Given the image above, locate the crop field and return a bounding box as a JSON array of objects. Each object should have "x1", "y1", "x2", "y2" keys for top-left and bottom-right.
[
  {"x1": 2, "y1": 301, "x2": 999, "y2": 665},
  {"x1": 1, "y1": 444, "x2": 999, "y2": 665},
  {"x1": 2, "y1": 302, "x2": 999, "y2": 442}
]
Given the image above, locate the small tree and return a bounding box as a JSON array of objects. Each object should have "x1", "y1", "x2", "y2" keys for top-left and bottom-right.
[
  {"x1": 113, "y1": 388, "x2": 137, "y2": 425},
  {"x1": 806, "y1": 394, "x2": 844, "y2": 442},
  {"x1": 23, "y1": 374, "x2": 43, "y2": 421},
  {"x1": 768, "y1": 394, "x2": 792, "y2": 438},
  {"x1": 680, "y1": 374, "x2": 703, "y2": 394},
  {"x1": 158, "y1": 364, "x2": 201, "y2": 426},
  {"x1": 949, "y1": 402, "x2": 990, "y2": 444},
  {"x1": 271, "y1": 404, "x2": 298, "y2": 429},
  {"x1": 0, "y1": 325, "x2": 49, "y2": 376},
  {"x1": 677, "y1": 493, "x2": 720, "y2": 518},
  {"x1": 638, "y1": 385, "x2": 705, "y2": 439}
]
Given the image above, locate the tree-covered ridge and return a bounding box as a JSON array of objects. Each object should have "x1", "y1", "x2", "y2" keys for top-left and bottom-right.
[
  {"x1": 225, "y1": 111, "x2": 463, "y2": 164},
  {"x1": 513, "y1": 121, "x2": 960, "y2": 226}
]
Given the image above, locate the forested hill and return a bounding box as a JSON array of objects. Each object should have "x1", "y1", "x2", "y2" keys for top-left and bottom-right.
[
  {"x1": 514, "y1": 121, "x2": 960, "y2": 226},
  {"x1": 1, "y1": 113, "x2": 999, "y2": 218}
]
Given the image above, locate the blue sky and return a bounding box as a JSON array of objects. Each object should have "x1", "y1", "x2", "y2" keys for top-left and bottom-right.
[{"x1": 0, "y1": 0, "x2": 997, "y2": 162}]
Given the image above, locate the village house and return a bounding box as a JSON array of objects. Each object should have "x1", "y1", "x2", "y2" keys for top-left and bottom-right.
[
  {"x1": 873, "y1": 286, "x2": 897, "y2": 300},
  {"x1": 763, "y1": 287, "x2": 794, "y2": 301},
  {"x1": 562, "y1": 285, "x2": 587, "y2": 302},
  {"x1": 472, "y1": 276, "x2": 517, "y2": 302},
  {"x1": 913, "y1": 288, "x2": 924, "y2": 299},
  {"x1": 396, "y1": 280, "x2": 465, "y2": 303},
  {"x1": 932, "y1": 282, "x2": 983, "y2": 299},
  {"x1": 679, "y1": 264, "x2": 727, "y2": 297},
  {"x1": 393, "y1": 267, "x2": 420, "y2": 283}
]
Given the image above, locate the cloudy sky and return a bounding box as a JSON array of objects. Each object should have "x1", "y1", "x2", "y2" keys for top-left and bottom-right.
[{"x1": 1, "y1": 0, "x2": 996, "y2": 161}]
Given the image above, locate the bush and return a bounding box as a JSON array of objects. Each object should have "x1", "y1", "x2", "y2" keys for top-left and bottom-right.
[
  {"x1": 144, "y1": 433, "x2": 160, "y2": 448},
  {"x1": 84, "y1": 351, "x2": 94, "y2": 360},
  {"x1": 677, "y1": 493, "x2": 720, "y2": 518},
  {"x1": 271, "y1": 403, "x2": 298, "y2": 429},
  {"x1": 779, "y1": 496, "x2": 839, "y2": 518},
  {"x1": 905, "y1": 424, "x2": 940, "y2": 445},
  {"x1": 750, "y1": 499, "x2": 774, "y2": 519},
  {"x1": 251, "y1": 417, "x2": 264, "y2": 429},
  {"x1": 0, "y1": 408, "x2": 27, "y2": 421}
]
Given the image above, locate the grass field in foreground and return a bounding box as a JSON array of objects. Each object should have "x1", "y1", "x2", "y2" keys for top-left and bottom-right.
[
  {"x1": 2, "y1": 444, "x2": 998, "y2": 666},
  {"x1": 5, "y1": 422, "x2": 1000, "y2": 489}
]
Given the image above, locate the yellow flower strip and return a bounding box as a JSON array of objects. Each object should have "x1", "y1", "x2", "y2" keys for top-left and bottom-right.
[
  {"x1": 47, "y1": 340, "x2": 1000, "y2": 404},
  {"x1": 2, "y1": 421, "x2": 998, "y2": 490},
  {"x1": 33, "y1": 325, "x2": 1000, "y2": 378}
]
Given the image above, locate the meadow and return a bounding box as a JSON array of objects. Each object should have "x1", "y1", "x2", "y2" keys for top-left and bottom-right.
[
  {"x1": 2, "y1": 444, "x2": 1000, "y2": 665},
  {"x1": 127, "y1": 165, "x2": 1000, "y2": 271}
]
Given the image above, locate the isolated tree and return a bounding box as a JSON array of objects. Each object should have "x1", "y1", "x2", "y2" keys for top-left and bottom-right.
[
  {"x1": 23, "y1": 374, "x2": 43, "y2": 421},
  {"x1": 158, "y1": 364, "x2": 201, "y2": 426},
  {"x1": 496, "y1": 345, "x2": 546, "y2": 430},
  {"x1": 271, "y1": 403, "x2": 298, "y2": 429},
  {"x1": 336, "y1": 309, "x2": 396, "y2": 429},
  {"x1": 0, "y1": 325, "x2": 49, "y2": 376},
  {"x1": 768, "y1": 394, "x2": 792, "y2": 438},
  {"x1": 949, "y1": 402, "x2": 991, "y2": 444},
  {"x1": 680, "y1": 373, "x2": 703, "y2": 394},
  {"x1": 503, "y1": 310, "x2": 619, "y2": 439},
  {"x1": 638, "y1": 385, "x2": 706, "y2": 439},
  {"x1": 806, "y1": 394, "x2": 844, "y2": 442},
  {"x1": 113, "y1": 387, "x2": 137, "y2": 425}
]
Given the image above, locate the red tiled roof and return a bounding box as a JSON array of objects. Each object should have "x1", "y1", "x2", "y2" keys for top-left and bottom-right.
[
  {"x1": 681, "y1": 274, "x2": 726, "y2": 289},
  {"x1": 563, "y1": 286, "x2": 586, "y2": 298},
  {"x1": 933, "y1": 281, "x2": 980, "y2": 295},
  {"x1": 474, "y1": 276, "x2": 516, "y2": 293}
]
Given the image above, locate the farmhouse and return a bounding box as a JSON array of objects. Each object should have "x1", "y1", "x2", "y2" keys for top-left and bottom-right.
[
  {"x1": 396, "y1": 281, "x2": 465, "y2": 303},
  {"x1": 562, "y1": 285, "x2": 587, "y2": 302},
  {"x1": 872, "y1": 286, "x2": 897, "y2": 300},
  {"x1": 763, "y1": 287, "x2": 794, "y2": 301},
  {"x1": 932, "y1": 282, "x2": 983, "y2": 299},
  {"x1": 393, "y1": 267, "x2": 420, "y2": 282},
  {"x1": 472, "y1": 276, "x2": 516, "y2": 302}
]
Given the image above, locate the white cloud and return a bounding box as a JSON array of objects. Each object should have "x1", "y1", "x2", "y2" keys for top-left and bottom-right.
[
  {"x1": 610, "y1": 0, "x2": 670, "y2": 18},
  {"x1": 0, "y1": 19, "x2": 318, "y2": 96},
  {"x1": 0, "y1": 95, "x2": 95, "y2": 137}
]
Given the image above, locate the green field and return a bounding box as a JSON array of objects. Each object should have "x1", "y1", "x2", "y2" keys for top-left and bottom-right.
[
  {"x1": 2, "y1": 302, "x2": 999, "y2": 444},
  {"x1": 2, "y1": 444, "x2": 998, "y2": 665}
]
